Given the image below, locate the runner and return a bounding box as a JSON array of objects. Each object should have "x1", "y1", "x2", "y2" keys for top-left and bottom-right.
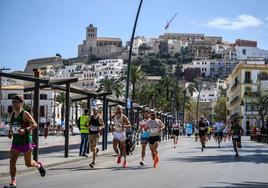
[
  {"x1": 198, "y1": 116, "x2": 208, "y2": 152},
  {"x1": 112, "y1": 105, "x2": 131, "y2": 168},
  {"x1": 230, "y1": 117, "x2": 243, "y2": 158},
  {"x1": 88, "y1": 107, "x2": 104, "y2": 168},
  {"x1": 145, "y1": 111, "x2": 165, "y2": 168},
  {"x1": 172, "y1": 122, "x2": 180, "y2": 148},
  {"x1": 139, "y1": 110, "x2": 150, "y2": 166},
  {"x1": 214, "y1": 120, "x2": 225, "y2": 148},
  {"x1": 6, "y1": 95, "x2": 46, "y2": 188}
]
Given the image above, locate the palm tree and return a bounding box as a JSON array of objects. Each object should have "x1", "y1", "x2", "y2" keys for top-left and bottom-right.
[
  {"x1": 99, "y1": 77, "x2": 124, "y2": 99},
  {"x1": 138, "y1": 83, "x2": 158, "y2": 108},
  {"x1": 130, "y1": 64, "x2": 146, "y2": 101},
  {"x1": 158, "y1": 76, "x2": 175, "y2": 101},
  {"x1": 186, "y1": 83, "x2": 197, "y2": 97},
  {"x1": 23, "y1": 102, "x2": 31, "y2": 113}
]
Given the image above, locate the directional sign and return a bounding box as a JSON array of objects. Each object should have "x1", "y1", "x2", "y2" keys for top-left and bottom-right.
[{"x1": 127, "y1": 98, "x2": 132, "y2": 109}]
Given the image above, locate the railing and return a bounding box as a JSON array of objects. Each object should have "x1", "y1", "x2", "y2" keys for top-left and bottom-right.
[{"x1": 244, "y1": 79, "x2": 253, "y2": 84}]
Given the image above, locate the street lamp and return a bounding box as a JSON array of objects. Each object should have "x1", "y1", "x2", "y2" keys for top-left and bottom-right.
[
  {"x1": 125, "y1": 0, "x2": 143, "y2": 117},
  {"x1": 0, "y1": 67, "x2": 11, "y2": 122}
]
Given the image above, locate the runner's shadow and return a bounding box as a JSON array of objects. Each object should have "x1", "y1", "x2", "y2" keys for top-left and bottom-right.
[
  {"x1": 167, "y1": 153, "x2": 268, "y2": 164},
  {"x1": 49, "y1": 165, "x2": 152, "y2": 172},
  {"x1": 201, "y1": 181, "x2": 268, "y2": 188}
]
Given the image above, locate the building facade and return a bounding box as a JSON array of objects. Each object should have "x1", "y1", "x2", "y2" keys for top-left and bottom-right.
[
  {"x1": 78, "y1": 24, "x2": 123, "y2": 59},
  {"x1": 226, "y1": 62, "x2": 268, "y2": 133}
]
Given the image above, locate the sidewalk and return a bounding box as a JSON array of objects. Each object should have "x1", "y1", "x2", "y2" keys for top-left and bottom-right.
[{"x1": 0, "y1": 134, "x2": 115, "y2": 179}]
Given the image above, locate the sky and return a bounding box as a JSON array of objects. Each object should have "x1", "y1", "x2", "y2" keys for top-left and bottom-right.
[{"x1": 0, "y1": 0, "x2": 268, "y2": 72}]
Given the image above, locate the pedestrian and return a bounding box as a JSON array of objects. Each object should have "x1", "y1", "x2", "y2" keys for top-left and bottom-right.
[
  {"x1": 6, "y1": 95, "x2": 46, "y2": 188},
  {"x1": 78, "y1": 109, "x2": 89, "y2": 157},
  {"x1": 88, "y1": 107, "x2": 104, "y2": 168},
  {"x1": 139, "y1": 109, "x2": 150, "y2": 166},
  {"x1": 145, "y1": 111, "x2": 165, "y2": 168},
  {"x1": 112, "y1": 105, "x2": 131, "y2": 168},
  {"x1": 44, "y1": 122, "x2": 50, "y2": 139}
]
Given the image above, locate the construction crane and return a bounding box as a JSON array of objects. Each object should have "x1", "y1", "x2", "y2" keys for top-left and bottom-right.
[{"x1": 165, "y1": 13, "x2": 177, "y2": 30}]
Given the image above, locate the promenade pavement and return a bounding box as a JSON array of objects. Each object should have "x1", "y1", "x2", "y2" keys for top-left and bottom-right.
[{"x1": 0, "y1": 133, "x2": 114, "y2": 179}]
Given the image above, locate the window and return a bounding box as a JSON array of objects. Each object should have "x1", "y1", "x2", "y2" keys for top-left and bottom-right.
[
  {"x1": 24, "y1": 94, "x2": 32, "y2": 100},
  {"x1": 40, "y1": 106, "x2": 45, "y2": 117},
  {"x1": 8, "y1": 93, "x2": 17, "y2": 99},
  {"x1": 242, "y1": 49, "x2": 246, "y2": 55},
  {"x1": 245, "y1": 72, "x2": 251, "y2": 83},
  {"x1": 40, "y1": 94, "x2": 47, "y2": 100},
  {"x1": 8, "y1": 106, "x2": 13, "y2": 113}
]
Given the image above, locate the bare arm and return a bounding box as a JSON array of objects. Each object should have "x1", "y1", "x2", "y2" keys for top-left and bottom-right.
[
  {"x1": 99, "y1": 117, "x2": 105, "y2": 130},
  {"x1": 122, "y1": 115, "x2": 131, "y2": 128},
  {"x1": 159, "y1": 119, "x2": 165, "y2": 130},
  {"x1": 23, "y1": 111, "x2": 37, "y2": 131}
]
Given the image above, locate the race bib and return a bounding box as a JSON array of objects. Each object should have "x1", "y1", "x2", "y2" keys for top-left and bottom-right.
[
  {"x1": 150, "y1": 128, "x2": 159, "y2": 134},
  {"x1": 90, "y1": 126, "x2": 98, "y2": 131},
  {"x1": 200, "y1": 127, "x2": 206, "y2": 131},
  {"x1": 233, "y1": 135, "x2": 239, "y2": 139},
  {"x1": 12, "y1": 123, "x2": 20, "y2": 134}
]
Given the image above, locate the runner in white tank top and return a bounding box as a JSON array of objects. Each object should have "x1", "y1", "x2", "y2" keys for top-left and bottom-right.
[{"x1": 112, "y1": 105, "x2": 131, "y2": 168}]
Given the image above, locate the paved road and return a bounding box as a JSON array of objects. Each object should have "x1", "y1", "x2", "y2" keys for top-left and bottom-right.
[{"x1": 1, "y1": 137, "x2": 268, "y2": 188}]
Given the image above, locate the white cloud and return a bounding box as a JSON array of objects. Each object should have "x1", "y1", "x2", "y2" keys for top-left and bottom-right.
[{"x1": 204, "y1": 14, "x2": 263, "y2": 30}]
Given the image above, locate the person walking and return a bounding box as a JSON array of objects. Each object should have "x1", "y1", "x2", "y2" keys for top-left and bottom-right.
[
  {"x1": 112, "y1": 105, "x2": 131, "y2": 168},
  {"x1": 78, "y1": 109, "x2": 89, "y2": 157},
  {"x1": 88, "y1": 107, "x2": 104, "y2": 168},
  {"x1": 6, "y1": 95, "x2": 46, "y2": 188}
]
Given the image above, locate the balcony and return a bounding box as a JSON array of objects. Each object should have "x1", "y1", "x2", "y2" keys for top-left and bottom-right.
[
  {"x1": 230, "y1": 95, "x2": 240, "y2": 105},
  {"x1": 244, "y1": 79, "x2": 253, "y2": 84},
  {"x1": 230, "y1": 80, "x2": 239, "y2": 91}
]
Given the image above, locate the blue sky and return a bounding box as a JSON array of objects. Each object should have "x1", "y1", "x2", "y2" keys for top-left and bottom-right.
[{"x1": 1, "y1": 0, "x2": 268, "y2": 71}]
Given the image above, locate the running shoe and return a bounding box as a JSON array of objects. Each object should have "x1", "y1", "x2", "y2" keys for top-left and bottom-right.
[
  {"x1": 140, "y1": 160, "x2": 145, "y2": 166},
  {"x1": 117, "y1": 155, "x2": 122, "y2": 164},
  {"x1": 89, "y1": 162, "x2": 95, "y2": 168},
  {"x1": 37, "y1": 161, "x2": 46, "y2": 177},
  {"x1": 123, "y1": 160, "x2": 127, "y2": 168}
]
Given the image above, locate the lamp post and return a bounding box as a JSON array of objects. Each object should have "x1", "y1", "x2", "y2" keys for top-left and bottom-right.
[
  {"x1": 0, "y1": 67, "x2": 11, "y2": 122},
  {"x1": 125, "y1": 0, "x2": 143, "y2": 117}
]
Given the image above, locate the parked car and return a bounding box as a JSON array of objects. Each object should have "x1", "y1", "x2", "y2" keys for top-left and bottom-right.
[{"x1": 0, "y1": 123, "x2": 9, "y2": 136}]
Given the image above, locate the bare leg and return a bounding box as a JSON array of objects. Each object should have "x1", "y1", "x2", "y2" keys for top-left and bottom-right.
[
  {"x1": 24, "y1": 150, "x2": 39, "y2": 168},
  {"x1": 10, "y1": 149, "x2": 20, "y2": 179},
  {"x1": 119, "y1": 141, "x2": 127, "y2": 160},
  {"x1": 141, "y1": 143, "x2": 147, "y2": 160},
  {"x1": 113, "y1": 139, "x2": 120, "y2": 155}
]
